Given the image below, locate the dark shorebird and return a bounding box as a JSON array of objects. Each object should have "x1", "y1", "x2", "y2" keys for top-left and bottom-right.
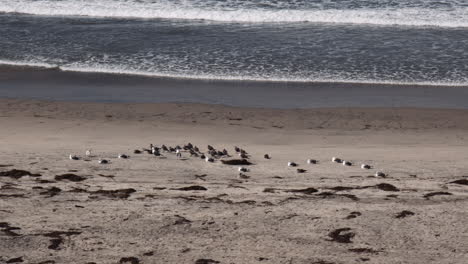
[
  {"x1": 205, "y1": 157, "x2": 214, "y2": 163},
  {"x1": 98, "y1": 159, "x2": 109, "y2": 164},
  {"x1": 161, "y1": 145, "x2": 169, "y2": 152},
  {"x1": 194, "y1": 146, "x2": 200, "y2": 152},
  {"x1": 69, "y1": 154, "x2": 79, "y2": 160},
  {"x1": 234, "y1": 146, "x2": 240, "y2": 153},
  {"x1": 169, "y1": 147, "x2": 176, "y2": 152},
  {"x1": 264, "y1": 154, "x2": 271, "y2": 159},
  {"x1": 200, "y1": 154, "x2": 206, "y2": 159},
  {"x1": 307, "y1": 159, "x2": 317, "y2": 164},
  {"x1": 239, "y1": 153, "x2": 249, "y2": 159},
  {"x1": 217, "y1": 150, "x2": 224, "y2": 156},
  {"x1": 189, "y1": 149, "x2": 198, "y2": 157},
  {"x1": 297, "y1": 169, "x2": 307, "y2": 173},
  {"x1": 222, "y1": 149, "x2": 228, "y2": 156},
  {"x1": 287, "y1": 162, "x2": 297, "y2": 167},
  {"x1": 208, "y1": 145, "x2": 214, "y2": 151},
  {"x1": 134, "y1": 149, "x2": 142, "y2": 154}
]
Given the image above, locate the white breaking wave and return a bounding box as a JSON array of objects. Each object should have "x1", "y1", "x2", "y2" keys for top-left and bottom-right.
[
  {"x1": 1, "y1": 60, "x2": 466, "y2": 87},
  {"x1": 0, "y1": 0, "x2": 468, "y2": 28},
  {"x1": 0, "y1": 59, "x2": 57, "y2": 69}
]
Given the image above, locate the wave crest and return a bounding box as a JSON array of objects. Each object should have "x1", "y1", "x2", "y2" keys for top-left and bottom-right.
[{"x1": 1, "y1": 0, "x2": 467, "y2": 28}]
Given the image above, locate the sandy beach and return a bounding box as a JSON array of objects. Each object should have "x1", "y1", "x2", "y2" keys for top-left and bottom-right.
[{"x1": 1, "y1": 98, "x2": 468, "y2": 264}]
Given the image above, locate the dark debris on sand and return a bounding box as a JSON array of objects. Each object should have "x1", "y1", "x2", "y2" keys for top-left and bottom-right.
[
  {"x1": 221, "y1": 159, "x2": 252, "y2": 165},
  {"x1": 54, "y1": 174, "x2": 87, "y2": 182},
  {"x1": 373, "y1": 183, "x2": 400, "y2": 192},
  {"x1": 396, "y1": 210, "x2": 415, "y2": 218},
  {"x1": 423, "y1": 192, "x2": 452, "y2": 199},
  {"x1": 174, "y1": 186, "x2": 207, "y2": 191},
  {"x1": 195, "y1": 259, "x2": 220, "y2": 264},
  {"x1": 450, "y1": 179, "x2": 468, "y2": 185},
  {"x1": 92, "y1": 188, "x2": 136, "y2": 199},
  {"x1": 119, "y1": 257, "x2": 140, "y2": 264},
  {"x1": 328, "y1": 186, "x2": 356, "y2": 191},
  {"x1": 0, "y1": 222, "x2": 21, "y2": 236},
  {"x1": 317, "y1": 192, "x2": 360, "y2": 201},
  {"x1": 39, "y1": 187, "x2": 62, "y2": 197},
  {"x1": 285, "y1": 187, "x2": 318, "y2": 195},
  {"x1": 348, "y1": 248, "x2": 380, "y2": 254},
  {"x1": 42, "y1": 230, "x2": 82, "y2": 250},
  {"x1": 327, "y1": 228, "x2": 355, "y2": 243},
  {"x1": 0, "y1": 169, "x2": 41, "y2": 179},
  {"x1": 6, "y1": 257, "x2": 24, "y2": 263},
  {"x1": 173, "y1": 215, "x2": 192, "y2": 225},
  {"x1": 346, "y1": 211, "x2": 362, "y2": 219}
]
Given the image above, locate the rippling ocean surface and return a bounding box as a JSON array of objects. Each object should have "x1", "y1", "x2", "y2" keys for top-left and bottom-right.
[{"x1": 1, "y1": 0, "x2": 468, "y2": 85}]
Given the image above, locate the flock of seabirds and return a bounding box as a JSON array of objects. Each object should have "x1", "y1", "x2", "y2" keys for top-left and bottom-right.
[{"x1": 69, "y1": 142, "x2": 386, "y2": 179}]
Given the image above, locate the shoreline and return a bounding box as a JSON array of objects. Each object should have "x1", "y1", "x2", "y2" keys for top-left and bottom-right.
[{"x1": 1, "y1": 65, "x2": 468, "y2": 109}]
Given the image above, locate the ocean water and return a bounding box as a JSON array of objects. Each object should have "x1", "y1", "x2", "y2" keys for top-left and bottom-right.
[{"x1": 0, "y1": 0, "x2": 468, "y2": 86}]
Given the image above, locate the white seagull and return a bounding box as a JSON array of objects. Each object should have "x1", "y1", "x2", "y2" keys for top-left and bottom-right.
[
  {"x1": 238, "y1": 167, "x2": 248, "y2": 172},
  {"x1": 361, "y1": 164, "x2": 371, "y2": 169},
  {"x1": 375, "y1": 171, "x2": 386, "y2": 177},
  {"x1": 342, "y1": 160, "x2": 352, "y2": 166},
  {"x1": 118, "y1": 154, "x2": 129, "y2": 159}
]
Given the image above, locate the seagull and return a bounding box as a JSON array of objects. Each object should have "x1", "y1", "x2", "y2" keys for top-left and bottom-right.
[
  {"x1": 342, "y1": 160, "x2": 352, "y2": 166},
  {"x1": 332, "y1": 157, "x2": 342, "y2": 163},
  {"x1": 85, "y1": 149, "x2": 92, "y2": 157},
  {"x1": 287, "y1": 162, "x2": 297, "y2": 167},
  {"x1": 238, "y1": 173, "x2": 250, "y2": 179},
  {"x1": 375, "y1": 171, "x2": 386, "y2": 177},
  {"x1": 361, "y1": 164, "x2": 371, "y2": 169},
  {"x1": 98, "y1": 159, "x2": 109, "y2": 164},
  {"x1": 297, "y1": 169, "x2": 307, "y2": 173},
  {"x1": 238, "y1": 167, "x2": 248, "y2": 172},
  {"x1": 69, "y1": 154, "x2": 79, "y2": 160},
  {"x1": 239, "y1": 153, "x2": 249, "y2": 159},
  {"x1": 118, "y1": 154, "x2": 129, "y2": 159},
  {"x1": 264, "y1": 154, "x2": 271, "y2": 159},
  {"x1": 176, "y1": 149, "x2": 182, "y2": 158},
  {"x1": 307, "y1": 159, "x2": 317, "y2": 164}
]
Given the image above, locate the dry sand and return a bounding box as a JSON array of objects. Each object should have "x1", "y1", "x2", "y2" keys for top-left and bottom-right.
[{"x1": 1, "y1": 98, "x2": 468, "y2": 264}]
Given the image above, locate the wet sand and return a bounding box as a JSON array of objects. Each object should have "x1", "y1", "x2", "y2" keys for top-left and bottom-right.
[
  {"x1": 1, "y1": 65, "x2": 468, "y2": 108},
  {"x1": 1, "y1": 98, "x2": 468, "y2": 264}
]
